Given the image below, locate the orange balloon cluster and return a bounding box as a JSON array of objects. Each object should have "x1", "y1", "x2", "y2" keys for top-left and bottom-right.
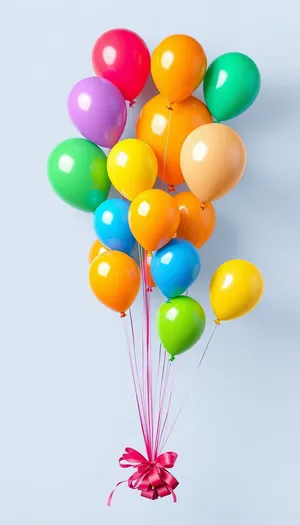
[{"x1": 86, "y1": 32, "x2": 252, "y2": 319}]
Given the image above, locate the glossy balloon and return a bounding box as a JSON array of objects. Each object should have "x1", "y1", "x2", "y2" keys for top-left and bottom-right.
[
  {"x1": 157, "y1": 296, "x2": 206, "y2": 360},
  {"x1": 210, "y1": 259, "x2": 264, "y2": 322},
  {"x1": 180, "y1": 123, "x2": 247, "y2": 202},
  {"x1": 136, "y1": 94, "x2": 212, "y2": 188},
  {"x1": 174, "y1": 192, "x2": 216, "y2": 248},
  {"x1": 92, "y1": 29, "x2": 150, "y2": 102},
  {"x1": 107, "y1": 139, "x2": 158, "y2": 200},
  {"x1": 47, "y1": 138, "x2": 111, "y2": 212},
  {"x1": 88, "y1": 239, "x2": 109, "y2": 265},
  {"x1": 68, "y1": 77, "x2": 127, "y2": 149},
  {"x1": 129, "y1": 189, "x2": 180, "y2": 253},
  {"x1": 151, "y1": 239, "x2": 200, "y2": 298},
  {"x1": 151, "y1": 34, "x2": 207, "y2": 104},
  {"x1": 204, "y1": 52, "x2": 261, "y2": 122},
  {"x1": 89, "y1": 251, "x2": 140, "y2": 315},
  {"x1": 94, "y1": 199, "x2": 136, "y2": 255}
]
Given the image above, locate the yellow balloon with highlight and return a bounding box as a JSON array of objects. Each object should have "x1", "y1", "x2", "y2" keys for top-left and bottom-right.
[
  {"x1": 107, "y1": 138, "x2": 158, "y2": 201},
  {"x1": 210, "y1": 260, "x2": 264, "y2": 322}
]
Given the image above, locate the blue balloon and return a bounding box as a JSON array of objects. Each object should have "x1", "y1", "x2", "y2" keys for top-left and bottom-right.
[
  {"x1": 151, "y1": 239, "x2": 201, "y2": 298},
  {"x1": 94, "y1": 198, "x2": 136, "y2": 255}
]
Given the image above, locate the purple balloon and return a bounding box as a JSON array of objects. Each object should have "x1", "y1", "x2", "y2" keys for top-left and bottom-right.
[{"x1": 68, "y1": 77, "x2": 127, "y2": 148}]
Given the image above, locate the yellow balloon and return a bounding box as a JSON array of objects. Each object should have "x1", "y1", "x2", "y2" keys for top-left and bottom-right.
[
  {"x1": 210, "y1": 260, "x2": 264, "y2": 322},
  {"x1": 107, "y1": 138, "x2": 158, "y2": 200}
]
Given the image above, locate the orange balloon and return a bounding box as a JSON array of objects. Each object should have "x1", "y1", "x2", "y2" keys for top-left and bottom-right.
[
  {"x1": 129, "y1": 189, "x2": 180, "y2": 252},
  {"x1": 174, "y1": 192, "x2": 216, "y2": 249},
  {"x1": 145, "y1": 253, "x2": 156, "y2": 290},
  {"x1": 88, "y1": 239, "x2": 109, "y2": 265},
  {"x1": 180, "y1": 123, "x2": 247, "y2": 202},
  {"x1": 136, "y1": 94, "x2": 212, "y2": 188},
  {"x1": 151, "y1": 34, "x2": 207, "y2": 104},
  {"x1": 88, "y1": 251, "x2": 140, "y2": 315}
]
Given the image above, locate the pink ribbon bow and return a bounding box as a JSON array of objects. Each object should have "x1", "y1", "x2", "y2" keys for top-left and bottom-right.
[{"x1": 107, "y1": 447, "x2": 179, "y2": 505}]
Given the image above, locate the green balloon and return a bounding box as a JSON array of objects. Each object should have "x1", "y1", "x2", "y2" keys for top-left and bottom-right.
[
  {"x1": 156, "y1": 296, "x2": 206, "y2": 360},
  {"x1": 47, "y1": 138, "x2": 111, "y2": 212},
  {"x1": 203, "y1": 52, "x2": 261, "y2": 122}
]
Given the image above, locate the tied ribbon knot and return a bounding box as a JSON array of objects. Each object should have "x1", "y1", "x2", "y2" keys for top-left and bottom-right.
[{"x1": 107, "y1": 447, "x2": 179, "y2": 505}]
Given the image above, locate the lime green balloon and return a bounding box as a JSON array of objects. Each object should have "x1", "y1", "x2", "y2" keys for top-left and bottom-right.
[
  {"x1": 47, "y1": 138, "x2": 111, "y2": 212},
  {"x1": 203, "y1": 52, "x2": 261, "y2": 122},
  {"x1": 156, "y1": 296, "x2": 206, "y2": 360}
]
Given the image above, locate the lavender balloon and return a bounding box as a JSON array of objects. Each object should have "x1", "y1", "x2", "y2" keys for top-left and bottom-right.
[{"x1": 68, "y1": 77, "x2": 127, "y2": 148}]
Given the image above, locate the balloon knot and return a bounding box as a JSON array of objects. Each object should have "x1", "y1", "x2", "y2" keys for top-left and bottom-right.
[
  {"x1": 120, "y1": 311, "x2": 127, "y2": 318},
  {"x1": 147, "y1": 251, "x2": 153, "y2": 257},
  {"x1": 169, "y1": 355, "x2": 175, "y2": 362},
  {"x1": 166, "y1": 104, "x2": 173, "y2": 111},
  {"x1": 168, "y1": 185, "x2": 175, "y2": 192},
  {"x1": 129, "y1": 100, "x2": 136, "y2": 108},
  {"x1": 200, "y1": 202, "x2": 206, "y2": 210},
  {"x1": 147, "y1": 286, "x2": 153, "y2": 292},
  {"x1": 214, "y1": 318, "x2": 221, "y2": 325},
  {"x1": 214, "y1": 119, "x2": 220, "y2": 124}
]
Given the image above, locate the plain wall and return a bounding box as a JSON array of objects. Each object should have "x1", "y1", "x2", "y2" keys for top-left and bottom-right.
[{"x1": 0, "y1": 0, "x2": 299, "y2": 524}]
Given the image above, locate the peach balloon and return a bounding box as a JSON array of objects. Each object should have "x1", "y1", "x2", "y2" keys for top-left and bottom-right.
[
  {"x1": 174, "y1": 192, "x2": 216, "y2": 248},
  {"x1": 89, "y1": 251, "x2": 140, "y2": 316},
  {"x1": 136, "y1": 94, "x2": 212, "y2": 188},
  {"x1": 129, "y1": 189, "x2": 180, "y2": 253},
  {"x1": 88, "y1": 239, "x2": 109, "y2": 265},
  {"x1": 180, "y1": 123, "x2": 247, "y2": 202},
  {"x1": 151, "y1": 34, "x2": 207, "y2": 104}
]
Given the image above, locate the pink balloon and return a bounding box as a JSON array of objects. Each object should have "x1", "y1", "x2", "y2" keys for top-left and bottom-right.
[{"x1": 68, "y1": 77, "x2": 127, "y2": 148}]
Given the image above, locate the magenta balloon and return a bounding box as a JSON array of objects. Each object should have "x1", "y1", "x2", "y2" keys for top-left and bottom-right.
[{"x1": 67, "y1": 77, "x2": 127, "y2": 148}]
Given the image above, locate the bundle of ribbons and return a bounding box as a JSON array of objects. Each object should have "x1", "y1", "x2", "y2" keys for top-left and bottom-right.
[{"x1": 47, "y1": 28, "x2": 264, "y2": 503}]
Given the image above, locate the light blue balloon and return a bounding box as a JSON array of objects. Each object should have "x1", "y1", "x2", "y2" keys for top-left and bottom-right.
[
  {"x1": 151, "y1": 239, "x2": 201, "y2": 298},
  {"x1": 94, "y1": 198, "x2": 136, "y2": 255}
]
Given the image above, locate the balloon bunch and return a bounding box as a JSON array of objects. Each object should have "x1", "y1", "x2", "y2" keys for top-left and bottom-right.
[{"x1": 47, "y1": 29, "x2": 264, "y2": 503}]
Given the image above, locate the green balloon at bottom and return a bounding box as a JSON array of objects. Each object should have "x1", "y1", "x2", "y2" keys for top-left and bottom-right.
[
  {"x1": 156, "y1": 296, "x2": 206, "y2": 360},
  {"x1": 47, "y1": 138, "x2": 111, "y2": 212}
]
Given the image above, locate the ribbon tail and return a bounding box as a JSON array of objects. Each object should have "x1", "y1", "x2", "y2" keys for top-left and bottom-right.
[
  {"x1": 107, "y1": 480, "x2": 127, "y2": 506},
  {"x1": 169, "y1": 485, "x2": 177, "y2": 503}
]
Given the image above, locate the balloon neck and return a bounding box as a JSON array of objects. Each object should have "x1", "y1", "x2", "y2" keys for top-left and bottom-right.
[
  {"x1": 120, "y1": 311, "x2": 127, "y2": 318},
  {"x1": 214, "y1": 318, "x2": 221, "y2": 325},
  {"x1": 167, "y1": 185, "x2": 175, "y2": 193},
  {"x1": 129, "y1": 100, "x2": 136, "y2": 108},
  {"x1": 169, "y1": 355, "x2": 175, "y2": 362},
  {"x1": 166, "y1": 104, "x2": 174, "y2": 111}
]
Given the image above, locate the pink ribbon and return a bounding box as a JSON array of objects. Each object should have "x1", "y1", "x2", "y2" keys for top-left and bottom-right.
[{"x1": 107, "y1": 447, "x2": 179, "y2": 505}]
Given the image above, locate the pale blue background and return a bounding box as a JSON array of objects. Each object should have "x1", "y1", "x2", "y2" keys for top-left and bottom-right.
[{"x1": 0, "y1": 0, "x2": 299, "y2": 524}]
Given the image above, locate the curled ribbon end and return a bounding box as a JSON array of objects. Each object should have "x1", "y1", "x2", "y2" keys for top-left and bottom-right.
[
  {"x1": 214, "y1": 318, "x2": 221, "y2": 325},
  {"x1": 120, "y1": 311, "x2": 127, "y2": 318}
]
